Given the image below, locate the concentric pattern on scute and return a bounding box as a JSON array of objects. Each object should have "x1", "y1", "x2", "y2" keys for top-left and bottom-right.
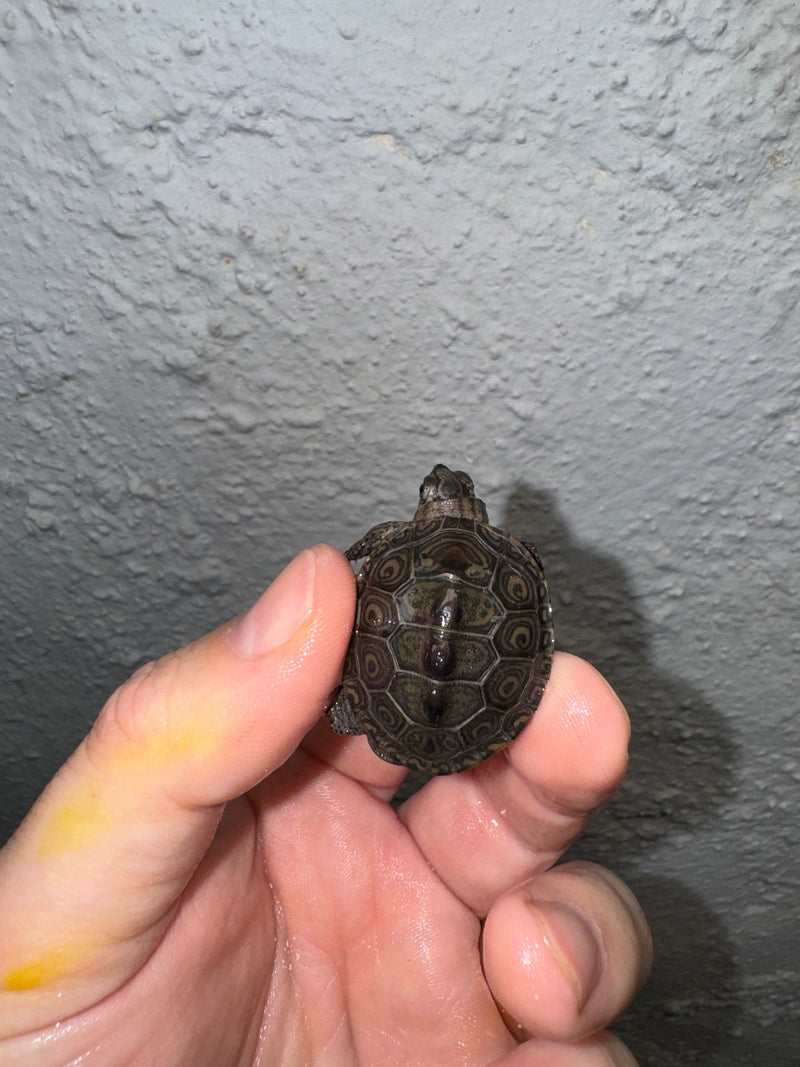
[{"x1": 338, "y1": 518, "x2": 553, "y2": 774}]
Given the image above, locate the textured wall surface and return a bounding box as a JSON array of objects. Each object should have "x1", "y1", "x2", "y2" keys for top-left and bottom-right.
[{"x1": 1, "y1": 0, "x2": 798, "y2": 1062}]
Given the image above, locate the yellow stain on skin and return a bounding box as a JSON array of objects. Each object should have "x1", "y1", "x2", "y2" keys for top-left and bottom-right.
[
  {"x1": 143, "y1": 714, "x2": 222, "y2": 768},
  {"x1": 10, "y1": 666, "x2": 233, "y2": 991},
  {"x1": 36, "y1": 708, "x2": 224, "y2": 858},
  {"x1": 3, "y1": 938, "x2": 86, "y2": 991},
  {"x1": 35, "y1": 782, "x2": 113, "y2": 857}
]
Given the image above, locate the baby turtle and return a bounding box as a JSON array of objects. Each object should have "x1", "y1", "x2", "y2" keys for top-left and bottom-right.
[{"x1": 326, "y1": 464, "x2": 554, "y2": 774}]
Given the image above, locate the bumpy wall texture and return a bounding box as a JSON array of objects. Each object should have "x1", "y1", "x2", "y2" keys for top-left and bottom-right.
[{"x1": 2, "y1": 1, "x2": 798, "y2": 1062}]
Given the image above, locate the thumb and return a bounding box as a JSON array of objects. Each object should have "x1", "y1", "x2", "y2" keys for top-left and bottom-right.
[{"x1": 0, "y1": 544, "x2": 354, "y2": 1028}]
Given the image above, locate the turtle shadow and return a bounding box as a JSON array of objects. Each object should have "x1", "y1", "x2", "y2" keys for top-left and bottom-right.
[
  {"x1": 502, "y1": 481, "x2": 742, "y2": 1052},
  {"x1": 502, "y1": 482, "x2": 737, "y2": 859}
]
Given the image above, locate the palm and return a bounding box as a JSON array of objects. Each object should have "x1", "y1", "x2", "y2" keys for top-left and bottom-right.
[
  {"x1": 128, "y1": 749, "x2": 510, "y2": 1066},
  {"x1": 254, "y1": 754, "x2": 505, "y2": 1065}
]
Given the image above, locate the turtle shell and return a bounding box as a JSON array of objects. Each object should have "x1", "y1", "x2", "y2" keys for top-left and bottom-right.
[{"x1": 335, "y1": 515, "x2": 554, "y2": 774}]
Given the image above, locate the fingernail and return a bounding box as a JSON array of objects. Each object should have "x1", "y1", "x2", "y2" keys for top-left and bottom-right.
[
  {"x1": 228, "y1": 548, "x2": 316, "y2": 657},
  {"x1": 529, "y1": 899, "x2": 602, "y2": 1012}
]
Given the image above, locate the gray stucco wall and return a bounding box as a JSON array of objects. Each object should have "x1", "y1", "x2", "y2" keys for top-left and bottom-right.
[{"x1": 2, "y1": 1, "x2": 798, "y2": 1063}]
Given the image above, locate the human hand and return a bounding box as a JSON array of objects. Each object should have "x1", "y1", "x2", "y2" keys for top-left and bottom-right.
[{"x1": 0, "y1": 545, "x2": 651, "y2": 1066}]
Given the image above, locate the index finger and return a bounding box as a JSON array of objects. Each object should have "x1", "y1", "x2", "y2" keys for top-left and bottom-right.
[{"x1": 398, "y1": 653, "x2": 630, "y2": 915}]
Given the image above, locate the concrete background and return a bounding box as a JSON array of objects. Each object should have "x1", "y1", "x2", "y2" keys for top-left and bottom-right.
[{"x1": 1, "y1": 0, "x2": 798, "y2": 1062}]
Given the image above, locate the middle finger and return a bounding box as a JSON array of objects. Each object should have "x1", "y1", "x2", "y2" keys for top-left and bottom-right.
[{"x1": 398, "y1": 653, "x2": 629, "y2": 915}]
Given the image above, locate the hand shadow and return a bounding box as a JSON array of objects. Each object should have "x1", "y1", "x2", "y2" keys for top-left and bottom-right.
[{"x1": 503, "y1": 481, "x2": 740, "y2": 1064}]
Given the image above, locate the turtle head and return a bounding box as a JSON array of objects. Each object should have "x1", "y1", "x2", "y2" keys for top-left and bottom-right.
[{"x1": 414, "y1": 464, "x2": 489, "y2": 522}]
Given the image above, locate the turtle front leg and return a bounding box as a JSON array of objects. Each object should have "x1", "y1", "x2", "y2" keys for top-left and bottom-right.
[
  {"x1": 325, "y1": 680, "x2": 364, "y2": 735},
  {"x1": 345, "y1": 521, "x2": 407, "y2": 562}
]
